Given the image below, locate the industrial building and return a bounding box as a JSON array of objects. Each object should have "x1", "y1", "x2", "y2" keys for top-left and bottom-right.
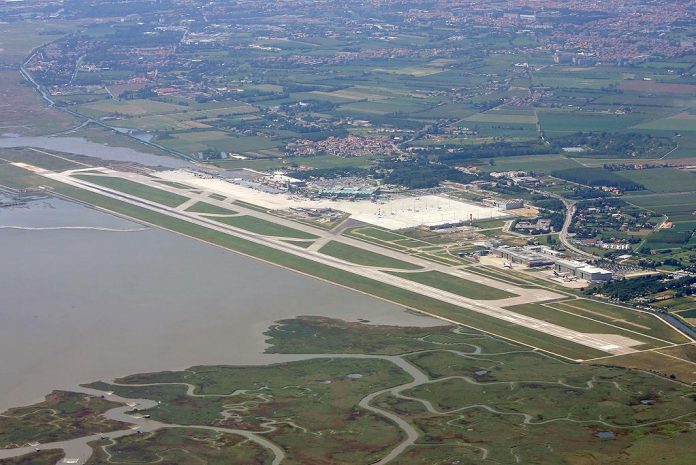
[
  {"x1": 554, "y1": 259, "x2": 613, "y2": 282},
  {"x1": 483, "y1": 198, "x2": 524, "y2": 210}
]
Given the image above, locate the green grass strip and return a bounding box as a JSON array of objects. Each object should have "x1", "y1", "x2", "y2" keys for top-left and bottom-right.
[
  {"x1": 211, "y1": 215, "x2": 318, "y2": 240},
  {"x1": 185, "y1": 201, "x2": 238, "y2": 215},
  {"x1": 73, "y1": 174, "x2": 189, "y2": 208},
  {"x1": 319, "y1": 241, "x2": 422, "y2": 270},
  {"x1": 504, "y1": 303, "x2": 661, "y2": 349},
  {"x1": 388, "y1": 270, "x2": 517, "y2": 300}
]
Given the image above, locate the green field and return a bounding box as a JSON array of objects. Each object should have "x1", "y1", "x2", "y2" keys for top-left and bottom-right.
[
  {"x1": 79, "y1": 99, "x2": 187, "y2": 117},
  {"x1": 159, "y1": 132, "x2": 281, "y2": 156},
  {"x1": 0, "y1": 450, "x2": 65, "y2": 465},
  {"x1": 539, "y1": 110, "x2": 647, "y2": 135},
  {"x1": 620, "y1": 168, "x2": 696, "y2": 194},
  {"x1": 0, "y1": 391, "x2": 127, "y2": 449},
  {"x1": 624, "y1": 192, "x2": 696, "y2": 222},
  {"x1": 0, "y1": 163, "x2": 48, "y2": 190},
  {"x1": 387, "y1": 270, "x2": 517, "y2": 300},
  {"x1": 504, "y1": 303, "x2": 664, "y2": 349},
  {"x1": 552, "y1": 299, "x2": 688, "y2": 344},
  {"x1": 72, "y1": 175, "x2": 189, "y2": 208},
  {"x1": 185, "y1": 201, "x2": 238, "y2": 215},
  {"x1": 85, "y1": 429, "x2": 270, "y2": 465},
  {"x1": 211, "y1": 215, "x2": 319, "y2": 239},
  {"x1": 318, "y1": 240, "x2": 422, "y2": 270},
  {"x1": 88, "y1": 357, "x2": 409, "y2": 465},
  {"x1": 0, "y1": 148, "x2": 85, "y2": 171}
]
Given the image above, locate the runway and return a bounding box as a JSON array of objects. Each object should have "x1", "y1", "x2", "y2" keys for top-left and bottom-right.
[{"x1": 38, "y1": 166, "x2": 645, "y2": 358}]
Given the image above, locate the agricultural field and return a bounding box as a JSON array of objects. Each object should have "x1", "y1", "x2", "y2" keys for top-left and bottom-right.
[
  {"x1": 620, "y1": 168, "x2": 696, "y2": 194},
  {"x1": 0, "y1": 71, "x2": 77, "y2": 136},
  {"x1": 625, "y1": 192, "x2": 696, "y2": 223}
]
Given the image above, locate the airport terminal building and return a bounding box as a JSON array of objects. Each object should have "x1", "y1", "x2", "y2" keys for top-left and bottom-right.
[
  {"x1": 491, "y1": 246, "x2": 613, "y2": 282},
  {"x1": 554, "y1": 259, "x2": 613, "y2": 282}
]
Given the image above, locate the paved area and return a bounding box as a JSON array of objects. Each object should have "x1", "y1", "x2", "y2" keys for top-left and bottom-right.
[{"x1": 158, "y1": 169, "x2": 509, "y2": 230}]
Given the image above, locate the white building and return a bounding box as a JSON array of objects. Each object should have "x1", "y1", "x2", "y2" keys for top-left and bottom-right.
[{"x1": 554, "y1": 259, "x2": 612, "y2": 282}]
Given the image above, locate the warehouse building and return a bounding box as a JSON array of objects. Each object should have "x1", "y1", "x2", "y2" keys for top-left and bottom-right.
[{"x1": 483, "y1": 198, "x2": 524, "y2": 210}]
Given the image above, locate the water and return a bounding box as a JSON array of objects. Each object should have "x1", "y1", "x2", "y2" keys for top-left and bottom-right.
[
  {"x1": 0, "y1": 198, "x2": 436, "y2": 412},
  {"x1": 0, "y1": 135, "x2": 190, "y2": 168}
]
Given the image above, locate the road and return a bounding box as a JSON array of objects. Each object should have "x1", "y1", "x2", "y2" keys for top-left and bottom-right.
[
  {"x1": 521, "y1": 184, "x2": 595, "y2": 259},
  {"x1": 558, "y1": 199, "x2": 595, "y2": 259}
]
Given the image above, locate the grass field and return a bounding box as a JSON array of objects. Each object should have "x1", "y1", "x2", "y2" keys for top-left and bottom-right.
[
  {"x1": 387, "y1": 270, "x2": 517, "y2": 300},
  {"x1": 72, "y1": 175, "x2": 189, "y2": 208},
  {"x1": 504, "y1": 303, "x2": 665, "y2": 349},
  {"x1": 539, "y1": 110, "x2": 646, "y2": 135},
  {"x1": 0, "y1": 391, "x2": 127, "y2": 449},
  {"x1": 0, "y1": 163, "x2": 48, "y2": 190},
  {"x1": 88, "y1": 358, "x2": 409, "y2": 465},
  {"x1": 159, "y1": 132, "x2": 281, "y2": 156},
  {"x1": 0, "y1": 71, "x2": 77, "y2": 136},
  {"x1": 211, "y1": 215, "x2": 318, "y2": 239},
  {"x1": 596, "y1": 350, "x2": 696, "y2": 384},
  {"x1": 318, "y1": 240, "x2": 422, "y2": 270},
  {"x1": 657, "y1": 343, "x2": 696, "y2": 364},
  {"x1": 478, "y1": 154, "x2": 583, "y2": 174},
  {"x1": 0, "y1": 148, "x2": 85, "y2": 171},
  {"x1": 85, "y1": 429, "x2": 270, "y2": 465},
  {"x1": 185, "y1": 201, "x2": 238, "y2": 215},
  {"x1": 0, "y1": 450, "x2": 65, "y2": 465},
  {"x1": 464, "y1": 111, "x2": 538, "y2": 125},
  {"x1": 624, "y1": 192, "x2": 696, "y2": 222},
  {"x1": 79, "y1": 99, "x2": 187, "y2": 117},
  {"x1": 551, "y1": 299, "x2": 688, "y2": 344},
  {"x1": 620, "y1": 168, "x2": 696, "y2": 194}
]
